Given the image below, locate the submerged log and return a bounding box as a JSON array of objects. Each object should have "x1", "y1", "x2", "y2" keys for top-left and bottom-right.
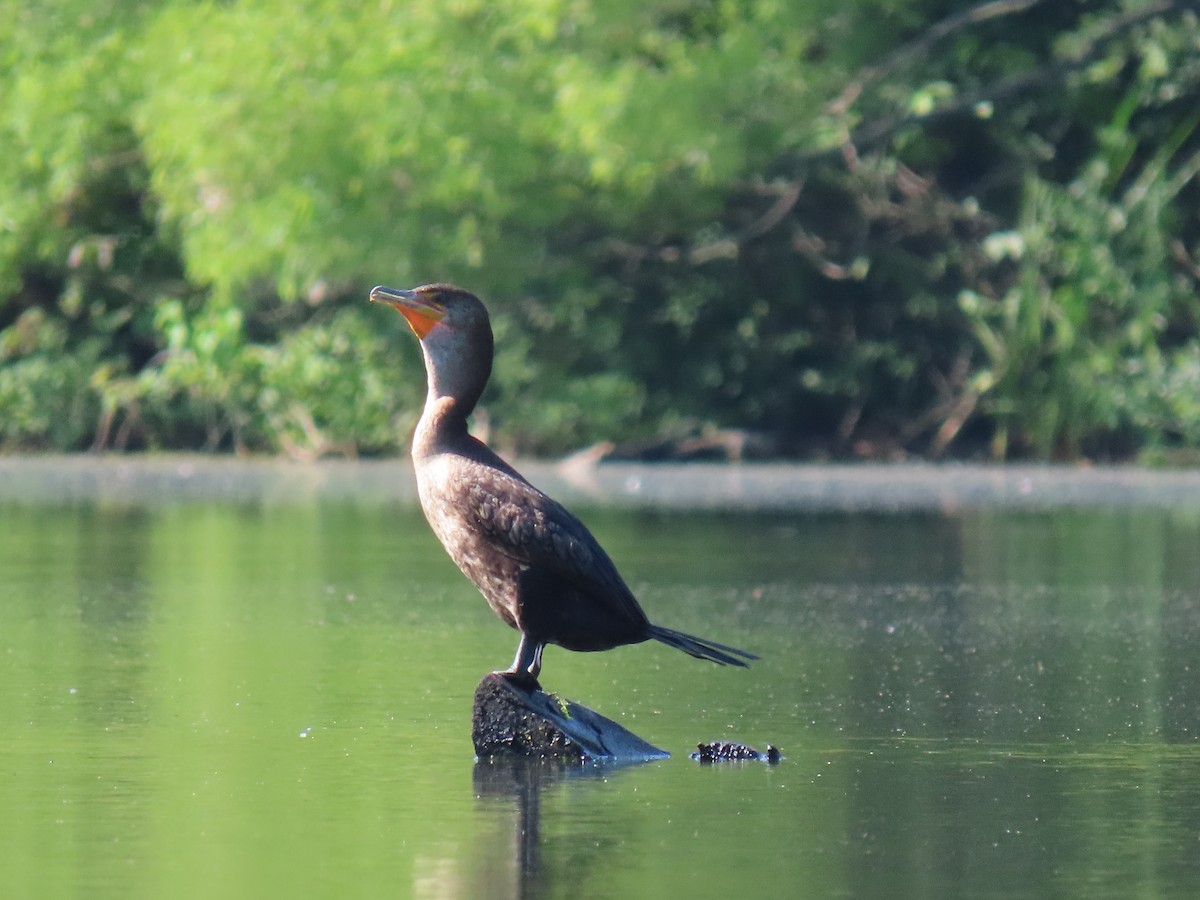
[
  {"x1": 691, "y1": 740, "x2": 782, "y2": 764},
  {"x1": 471, "y1": 673, "x2": 669, "y2": 763}
]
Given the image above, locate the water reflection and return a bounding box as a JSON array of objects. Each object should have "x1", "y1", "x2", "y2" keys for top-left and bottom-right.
[{"x1": 471, "y1": 758, "x2": 624, "y2": 898}]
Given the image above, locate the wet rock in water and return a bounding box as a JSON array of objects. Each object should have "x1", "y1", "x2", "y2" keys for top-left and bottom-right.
[
  {"x1": 472, "y1": 673, "x2": 669, "y2": 764},
  {"x1": 691, "y1": 741, "x2": 782, "y2": 764}
]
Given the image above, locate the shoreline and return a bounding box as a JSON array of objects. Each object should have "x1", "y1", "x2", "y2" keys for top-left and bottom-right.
[{"x1": 2, "y1": 454, "x2": 1200, "y2": 511}]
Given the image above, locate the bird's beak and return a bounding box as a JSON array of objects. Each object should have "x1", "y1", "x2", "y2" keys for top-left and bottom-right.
[{"x1": 370, "y1": 285, "x2": 445, "y2": 339}]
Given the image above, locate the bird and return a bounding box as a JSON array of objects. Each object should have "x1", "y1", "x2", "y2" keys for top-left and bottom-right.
[{"x1": 371, "y1": 282, "x2": 757, "y2": 686}]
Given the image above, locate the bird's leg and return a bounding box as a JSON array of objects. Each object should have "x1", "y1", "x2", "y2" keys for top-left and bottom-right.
[{"x1": 501, "y1": 633, "x2": 544, "y2": 687}]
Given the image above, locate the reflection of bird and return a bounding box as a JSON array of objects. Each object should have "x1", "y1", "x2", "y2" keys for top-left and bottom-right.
[{"x1": 371, "y1": 283, "x2": 757, "y2": 685}]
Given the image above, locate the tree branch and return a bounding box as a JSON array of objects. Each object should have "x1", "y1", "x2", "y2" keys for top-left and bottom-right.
[
  {"x1": 828, "y1": 0, "x2": 1050, "y2": 116},
  {"x1": 845, "y1": 0, "x2": 1185, "y2": 153}
]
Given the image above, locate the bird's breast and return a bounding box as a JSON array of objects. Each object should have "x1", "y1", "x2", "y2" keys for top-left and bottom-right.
[{"x1": 415, "y1": 453, "x2": 521, "y2": 609}]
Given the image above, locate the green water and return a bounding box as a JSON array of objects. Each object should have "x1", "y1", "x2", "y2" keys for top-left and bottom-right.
[{"x1": 3, "y1": 493, "x2": 1200, "y2": 898}]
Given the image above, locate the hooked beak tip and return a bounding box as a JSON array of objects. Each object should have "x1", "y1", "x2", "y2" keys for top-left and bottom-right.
[{"x1": 370, "y1": 285, "x2": 417, "y2": 304}]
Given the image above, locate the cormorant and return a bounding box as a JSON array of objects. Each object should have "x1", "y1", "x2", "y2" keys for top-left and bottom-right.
[{"x1": 371, "y1": 283, "x2": 757, "y2": 684}]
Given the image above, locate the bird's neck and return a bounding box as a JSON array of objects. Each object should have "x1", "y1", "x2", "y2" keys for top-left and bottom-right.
[
  {"x1": 414, "y1": 336, "x2": 489, "y2": 458},
  {"x1": 413, "y1": 394, "x2": 470, "y2": 459}
]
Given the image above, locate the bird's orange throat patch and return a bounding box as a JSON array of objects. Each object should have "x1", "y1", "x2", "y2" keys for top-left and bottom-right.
[
  {"x1": 369, "y1": 285, "x2": 445, "y2": 338},
  {"x1": 400, "y1": 307, "x2": 441, "y2": 339}
]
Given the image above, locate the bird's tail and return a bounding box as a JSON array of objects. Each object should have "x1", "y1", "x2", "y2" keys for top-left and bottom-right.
[{"x1": 648, "y1": 625, "x2": 759, "y2": 668}]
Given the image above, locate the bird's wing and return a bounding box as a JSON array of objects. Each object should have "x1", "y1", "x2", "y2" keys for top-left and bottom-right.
[{"x1": 462, "y1": 466, "x2": 642, "y2": 614}]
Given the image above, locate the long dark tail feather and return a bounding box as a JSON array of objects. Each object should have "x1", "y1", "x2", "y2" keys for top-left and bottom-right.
[{"x1": 648, "y1": 625, "x2": 759, "y2": 667}]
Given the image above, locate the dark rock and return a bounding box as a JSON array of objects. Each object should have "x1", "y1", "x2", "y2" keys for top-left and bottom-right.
[{"x1": 471, "y1": 673, "x2": 669, "y2": 763}]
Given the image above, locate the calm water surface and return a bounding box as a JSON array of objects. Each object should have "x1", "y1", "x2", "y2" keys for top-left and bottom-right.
[{"x1": 2, "y1": 465, "x2": 1200, "y2": 898}]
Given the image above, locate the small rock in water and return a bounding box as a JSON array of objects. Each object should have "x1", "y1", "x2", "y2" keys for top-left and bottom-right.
[{"x1": 691, "y1": 741, "x2": 782, "y2": 764}]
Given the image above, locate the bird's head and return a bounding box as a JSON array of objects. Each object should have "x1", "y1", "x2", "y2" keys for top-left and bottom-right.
[{"x1": 370, "y1": 283, "x2": 494, "y2": 412}]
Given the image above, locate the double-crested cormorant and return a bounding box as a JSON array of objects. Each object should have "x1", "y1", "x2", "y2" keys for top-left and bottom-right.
[{"x1": 371, "y1": 283, "x2": 757, "y2": 684}]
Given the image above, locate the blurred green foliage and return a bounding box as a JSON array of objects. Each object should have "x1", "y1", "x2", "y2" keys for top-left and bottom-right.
[{"x1": 1, "y1": 0, "x2": 1197, "y2": 459}]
